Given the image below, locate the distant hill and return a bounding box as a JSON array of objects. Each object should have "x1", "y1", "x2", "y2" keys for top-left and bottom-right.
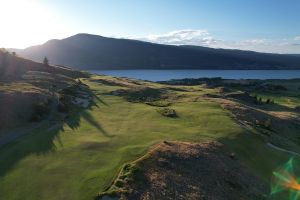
[{"x1": 13, "y1": 33, "x2": 300, "y2": 70}]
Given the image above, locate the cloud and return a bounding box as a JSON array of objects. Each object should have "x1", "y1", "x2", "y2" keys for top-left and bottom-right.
[
  {"x1": 214, "y1": 39, "x2": 300, "y2": 54},
  {"x1": 140, "y1": 29, "x2": 217, "y2": 46},
  {"x1": 135, "y1": 29, "x2": 300, "y2": 54}
]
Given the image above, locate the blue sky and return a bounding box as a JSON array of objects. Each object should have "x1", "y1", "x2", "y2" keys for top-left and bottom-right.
[{"x1": 0, "y1": 0, "x2": 300, "y2": 53}]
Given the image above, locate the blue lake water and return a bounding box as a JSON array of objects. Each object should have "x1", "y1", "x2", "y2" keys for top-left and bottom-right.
[{"x1": 89, "y1": 70, "x2": 300, "y2": 81}]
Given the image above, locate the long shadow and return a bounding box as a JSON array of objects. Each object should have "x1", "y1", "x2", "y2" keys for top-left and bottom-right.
[
  {"x1": 61, "y1": 91, "x2": 113, "y2": 138},
  {"x1": 0, "y1": 122, "x2": 63, "y2": 177},
  {"x1": 91, "y1": 91, "x2": 109, "y2": 107},
  {"x1": 80, "y1": 111, "x2": 114, "y2": 138},
  {"x1": 0, "y1": 89, "x2": 112, "y2": 178}
]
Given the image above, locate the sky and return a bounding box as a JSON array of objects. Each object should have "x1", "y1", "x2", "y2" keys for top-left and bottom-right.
[{"x1": 0, "y1": 0, "x2": 299, "y2": 53}]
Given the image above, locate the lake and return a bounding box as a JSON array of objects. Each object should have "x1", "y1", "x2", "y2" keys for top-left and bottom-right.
[{"x1": 89, "y1": 70, "x2": 300, "y2": 81}]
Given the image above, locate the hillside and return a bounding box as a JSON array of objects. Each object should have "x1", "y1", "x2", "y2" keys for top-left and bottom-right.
[
  {"x1": 1, "y1": 68, "x2": 300, "y2": 199},
  {"x1": 0, "y1": 49, "x2": 89, "y2": 136},
  {"x1": 1, "y1": 49, "x2": 300, "y2": 200},
  {"x1": 14, "y1": 33, "x2": 300, "y2": 70},
  {"x1": 0, "y1": 48, "x2": 85, "y2": 80}
]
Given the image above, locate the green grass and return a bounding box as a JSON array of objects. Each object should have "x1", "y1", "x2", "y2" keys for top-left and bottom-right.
[
  {"x1": 0, "y1": 76, "x2": 298, "y2": 200},
  {"x1": 0, "y1": 81, "x2": 48, "y2": 94},
  {"x1": 251, "y1": 80, "x2": 300, "y2": 109},
  {"x1": 253, "y1": 91, "x2": 300, "y2": 108}
]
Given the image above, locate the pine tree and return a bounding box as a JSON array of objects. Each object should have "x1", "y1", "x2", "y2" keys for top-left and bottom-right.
[{"x1": 43, "y1": 57, "x2": 49, "y2": 66}]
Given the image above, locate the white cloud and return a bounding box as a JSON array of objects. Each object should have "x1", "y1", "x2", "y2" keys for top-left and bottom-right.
[
  {"x1": 295, "y1": 36, "x2": 300, "y2": 40},
  {"x1": 140, "y1": 29, "x2": 217, "y2": 46},
  {"x1": 135, "y1": 29, "x2": 300, "y2": 54}
]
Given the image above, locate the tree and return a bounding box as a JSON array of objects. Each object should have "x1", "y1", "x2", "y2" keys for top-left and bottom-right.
[
  {"x1": 0, "y1": 51, "x2": 9, "y2": 77},
  {"x1": 43, "y1": 57, "x2": 49, "y2": 66},
  {"x1": 12, "y1": 52, "x2": 16, "y2": 56},
  {"x1": 258, "y1": 97, "x2": 262, "y2": 104}
]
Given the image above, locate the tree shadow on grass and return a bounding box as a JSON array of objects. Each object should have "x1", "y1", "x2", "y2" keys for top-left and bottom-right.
[
  {"x1": 80, "y1": 111, "x2": 113, "y2": 138},
  {"x1": 0, "y1": 123, "x2": 62, "y2": 177},
  {"x1": 91, "y1": 91, "x2": 109, "y2": 107},
  {"x1": 64, "y1": 92, "x2": 113, "y2": 137},
  {"x1": 0, "y1": 92, "x2": 113, "y2": 178}
]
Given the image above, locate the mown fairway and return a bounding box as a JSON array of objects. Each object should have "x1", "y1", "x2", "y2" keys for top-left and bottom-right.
[{"x1": 0, "y1": 75, "x2": 296, "y2": 200}]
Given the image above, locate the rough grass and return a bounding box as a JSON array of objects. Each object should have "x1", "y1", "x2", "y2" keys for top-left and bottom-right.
[
  {"x1": 99, "y1": 141, "x2": 269, "y2": 200},
  {"x1": 0, "y1": 76, "x2": 298, "y2": 200},
  {"x1": 0, "y1": 71, "x2": 81, "y2": 131},
  {"x1": 0, "y1": 82, "x2": 47, "y2": 93}
]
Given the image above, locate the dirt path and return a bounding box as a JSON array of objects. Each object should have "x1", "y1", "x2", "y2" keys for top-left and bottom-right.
[
  {"x1": 210, "y1": 97, "x2": 300, "y2": 158},
  {"x1": 267, "y1": 143, "x2": 300, "y2": 158}
]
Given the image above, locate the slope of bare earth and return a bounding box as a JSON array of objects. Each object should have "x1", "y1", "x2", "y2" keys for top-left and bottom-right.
[{"x1": 99, "y1": 141, "x2": 268, "y2": 200}]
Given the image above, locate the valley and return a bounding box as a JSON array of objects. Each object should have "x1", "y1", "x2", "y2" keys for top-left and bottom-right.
[{"x1": 1, "y1": 52, "x2": 300, "y2": 199}]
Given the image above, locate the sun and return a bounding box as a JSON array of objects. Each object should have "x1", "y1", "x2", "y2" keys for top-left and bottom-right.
[{"x1": 0, "y1": 0, "x2": 63, "y2": 48}]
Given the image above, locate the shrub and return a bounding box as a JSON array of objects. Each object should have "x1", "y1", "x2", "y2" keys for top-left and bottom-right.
[
  {"x1": 112, "y1": 87, "x2": 163, "y2": 103},
  {"x1": 157, "y1": 108, "x2": 177, "y2": 118},
  {"x1": 264, "y1": 118, "x2": 271, "y2": 129},
  {"x1": 219, "y1": 87, "x2": 230, "y2": 93},
  {"x1": 255, "y1": 118, "x2": 271, "y2": 129},
  {"x1": 254, "y1": 96, "x2": 263, "y2": 105},
  {"x1": 146, "y1": 101, "x2": 171, "y2": 107}
]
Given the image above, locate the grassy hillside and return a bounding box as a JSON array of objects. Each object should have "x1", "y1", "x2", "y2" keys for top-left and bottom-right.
[
  {"x1": 0, "y1": 48, "x2": 84, "y2": 79},
  {"x1": 0, "y1": 49, "x2": 89, "y2": 135},
  {"x1": 0, "y1": 74, "x2": 299, "y2": 200}
]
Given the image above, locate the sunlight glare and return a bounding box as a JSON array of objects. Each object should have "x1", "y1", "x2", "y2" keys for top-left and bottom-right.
[{"x1": 0, "y1": 0, "x2": 64, "y2": 48}]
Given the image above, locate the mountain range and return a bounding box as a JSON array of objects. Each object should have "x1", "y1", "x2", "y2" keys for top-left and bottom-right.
[{"x1": 13, "y1": 33, "x2": 300, "y2": 70}]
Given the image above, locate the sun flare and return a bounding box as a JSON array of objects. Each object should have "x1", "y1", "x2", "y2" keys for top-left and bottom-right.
[{"x1": 0, "y1": 0, "x2": 63, "y2": 48}]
